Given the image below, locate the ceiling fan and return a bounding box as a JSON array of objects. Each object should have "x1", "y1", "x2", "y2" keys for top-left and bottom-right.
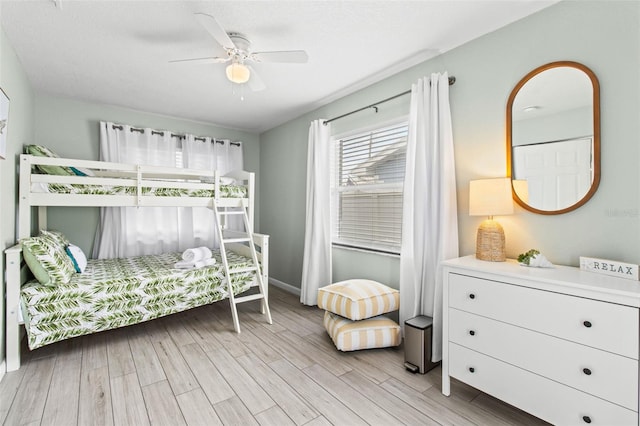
[{"x1": 171, "y1": 13, "x2": 309, "y2": 91}]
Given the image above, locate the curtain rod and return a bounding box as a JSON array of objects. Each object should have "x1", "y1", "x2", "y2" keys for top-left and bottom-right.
[
  {"x1": 110, "y1": 124, "x2": 240, "y2": 146},
  {"x1": 323, "y1": 75, "x2": 456, "y2": 126}
]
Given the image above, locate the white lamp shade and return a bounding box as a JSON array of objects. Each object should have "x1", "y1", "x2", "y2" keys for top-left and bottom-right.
[
  {"x1": 469, "y1": 177, "x2": 514, "y2": 216},
  {"x1": 225, "y1": 63, "x2": 251, "y2": 84}
]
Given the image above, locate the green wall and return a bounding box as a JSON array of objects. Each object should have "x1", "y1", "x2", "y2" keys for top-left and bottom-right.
[
  {"x1": 259, "y1": 0, "x2": 640, "y2": 291},
  {"x1": 0, "y1": 25, "x2": 35, "y2": 373},
  {"x1": 33, "y1": 95, "x2": 261, "y2": 255}
]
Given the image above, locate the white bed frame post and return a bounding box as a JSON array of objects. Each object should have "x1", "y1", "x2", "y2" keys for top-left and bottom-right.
[
  {"x1": 248, "y1": 172, "x2": 255, "y2": 229},
  {"x1": 255, "y1": 233, "x2": 269, "y2": 308},
  {"x1": 5, "y1": 244, "x2": 23, "y2": 371},
  {"x1": 18, "y1": 155, "x2": 48, "y2": 239},
  {"x1": 18, "y1": 155, "x2": 33, "y2": 240}
]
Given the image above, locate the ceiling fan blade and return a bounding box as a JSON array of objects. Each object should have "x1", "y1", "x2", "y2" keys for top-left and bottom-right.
[
  {"x1": 194, "y1": 13, "x2": 235, "y2": 53},
  {"x1": 169, "y1": 56, "x2": 229, "y2": 64},
  {"x1": 247, "y1": 66, "x2": 266, "y2": 92},
  {"x1": 251, "y1": 50, "x2": 308, "y2": 64}
]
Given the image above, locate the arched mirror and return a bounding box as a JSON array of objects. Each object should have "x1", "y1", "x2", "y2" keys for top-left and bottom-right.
[{"x1": 506, "y1": 61, "x2": 600, "y2": 215}]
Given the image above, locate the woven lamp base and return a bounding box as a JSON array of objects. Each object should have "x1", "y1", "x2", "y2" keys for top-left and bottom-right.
[{"x1": 476, "y1": 219, "x2": 506, "y2": 262}]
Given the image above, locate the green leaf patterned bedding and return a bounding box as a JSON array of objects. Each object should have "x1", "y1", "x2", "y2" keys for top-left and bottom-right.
[
  {"x1": 41, "y1": 182, "x2": 247, "y2": 198},
  {"x1": 21, "y1": 250, "x2": 256, "y2": 349}
]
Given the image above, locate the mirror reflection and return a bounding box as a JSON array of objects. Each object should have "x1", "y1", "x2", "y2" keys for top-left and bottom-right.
[{"x1": 507, "y1": 61, "x2": 600, "y2": 214}]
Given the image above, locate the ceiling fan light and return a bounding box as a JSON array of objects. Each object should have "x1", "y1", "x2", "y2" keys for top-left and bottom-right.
[{"x1": 226, "y1": 63, "x2": 251, "y2": 84}]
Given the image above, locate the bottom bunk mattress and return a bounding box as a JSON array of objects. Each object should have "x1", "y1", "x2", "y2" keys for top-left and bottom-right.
[{"x1": 20, "y1": 250, "x2": 256, "y2": 350}]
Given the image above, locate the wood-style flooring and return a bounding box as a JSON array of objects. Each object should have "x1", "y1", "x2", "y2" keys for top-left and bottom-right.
[{"x1": 0, "y1": 286, "x2": 548, "y2": 425}]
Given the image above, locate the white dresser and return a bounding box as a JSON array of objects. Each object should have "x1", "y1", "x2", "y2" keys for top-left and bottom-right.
[{"x1": 441, "y1": 256, "x2": 640, "y2": 425}]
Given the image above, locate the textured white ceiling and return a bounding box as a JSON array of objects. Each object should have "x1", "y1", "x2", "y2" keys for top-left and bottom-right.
[{"x1": 1, "y1": 0, "x2": 558, "y2": 132}]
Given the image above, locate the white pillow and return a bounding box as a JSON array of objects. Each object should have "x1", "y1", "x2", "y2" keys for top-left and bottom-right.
[
  {"x1": 220, "y1": 176, "x2": 236, "y2": 185},
  {"x1": 31, "y1": 182, "x2": 51, "y2": 193},
  {"x1": 199, "y1": 176, "x2": 236, "y2": 185},
  {"x1": 65, "y1": 244, "x2": 87, "y2": 273}
]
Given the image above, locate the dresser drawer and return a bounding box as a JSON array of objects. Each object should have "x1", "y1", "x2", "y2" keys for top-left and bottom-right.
[
  {"x1": 449, "y1": 273, "x2": 639, "y2": 358},
  {"x1": 449, "y1": 308, "x2": 638, "y2": 410},
  {"x1": 449, "y1": 343, "x2": 638, "y2": 426}
]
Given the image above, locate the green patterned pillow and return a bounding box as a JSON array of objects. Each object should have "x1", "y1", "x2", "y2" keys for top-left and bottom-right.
[
  {"x1": 22, "y1": 245, "x2": 52, "y2": 286},
  {"x1": 25, "y1": 145, "x2": 75, "y2": 176},
  {"x1": 40, "y1": 229, "x2": 70, "y2": 249},
  {"x1": 21, "y1": 235, "x2": 77, "y2": 286}
]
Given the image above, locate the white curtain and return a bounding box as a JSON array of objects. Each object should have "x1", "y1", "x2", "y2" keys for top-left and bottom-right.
[
  {"x1": 92, "y1": 121, "x2": 243, "y2": 259},
  {"x1": 183, "y1": 135, "x2": 243, "y2": 174},
  {"x1": 300, "y1": 119, "x2": 332, "y2": 306},
  {"x1": 181, "y1": 135, "x2": 244, "y2": 248},
  {"x1": 399, "y1": 73, "x2": 459, "y2": 362}
]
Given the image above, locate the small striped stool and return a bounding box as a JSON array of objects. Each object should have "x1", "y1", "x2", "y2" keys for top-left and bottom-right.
[{"x1": 318, "y1": 279, "x2": 401, "y2": 351}]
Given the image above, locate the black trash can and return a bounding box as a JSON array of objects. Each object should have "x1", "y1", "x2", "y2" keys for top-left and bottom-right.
[{"x1": 404, "y1": 315, "x2": 439, "y2": 374}]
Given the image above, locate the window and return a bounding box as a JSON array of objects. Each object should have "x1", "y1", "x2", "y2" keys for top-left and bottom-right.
[
  {"x1": 175, "y1": 149, "x2": 184, "y2": 168},
  {"x1": 332, "y1": 120, "x2": 408, "y2": 254}
]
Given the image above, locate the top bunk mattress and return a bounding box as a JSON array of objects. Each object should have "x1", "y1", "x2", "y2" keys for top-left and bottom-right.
[
  {"x1": 21, "y1": 250, "x2": 256, "y2": 350},
  {"x1": 31, "y1": 181, "x2": 247, "y2": 198}
]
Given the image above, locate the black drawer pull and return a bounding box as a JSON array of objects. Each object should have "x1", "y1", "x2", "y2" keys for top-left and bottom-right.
[
  {"x1": 583, "y1": 320, "x2": 592, "y2": 328},
  {"x1": 468, "y1": 367, "x2": 475, "y2": 373},
  {"x1": 469, "y1": 330, "x2": 475, "y2": 336},
  {"x1": 469, "y1": 293, "x2": 476, "y2": 299},
  {"x1": 583, "y1": 368, "x2": 592, "y2": 376},
  {"x1": 583, "y1": 415, "x2": 592, "y2": 424}
]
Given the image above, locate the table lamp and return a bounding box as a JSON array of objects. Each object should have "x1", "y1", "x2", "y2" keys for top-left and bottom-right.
[{"x1": 469, "y1": 178, "x2": 514, "y2": 261}]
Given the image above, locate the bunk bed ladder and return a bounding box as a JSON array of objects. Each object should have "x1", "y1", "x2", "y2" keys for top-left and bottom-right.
[{"x1": 212, "y1": 199, "x2": 272, "y2": 333}]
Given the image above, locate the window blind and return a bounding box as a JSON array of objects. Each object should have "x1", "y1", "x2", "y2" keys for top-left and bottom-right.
[{"x1": 332, "y1": 121, "x2": 408, "y2": 254}]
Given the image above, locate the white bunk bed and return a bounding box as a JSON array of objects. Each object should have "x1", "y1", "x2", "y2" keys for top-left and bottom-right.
[
  {"x1": 17, "y1": 153, "x2": 258, "y2": 238},
  {"x1": 5, "y1": 153, "x2": 271, "y2": 371}
]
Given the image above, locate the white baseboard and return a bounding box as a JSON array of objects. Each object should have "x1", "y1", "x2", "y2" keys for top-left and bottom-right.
[
  {"x1": 269, "y1": 277, "x2": 301, "y2": 296},
  {"x1": 0, "y1": 360, "x2": 5, "y2": 382}
]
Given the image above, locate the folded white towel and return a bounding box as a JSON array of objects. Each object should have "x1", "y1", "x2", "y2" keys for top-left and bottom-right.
[
  {"x1": 528, "y1": 254, "x2": 553, "y2": 268},
  {"x1": 181, "y1": 246, "x2": 213, "y2": 262},
  {"x1": 174, "y1": 257, "x2": 216, "y2": 269}
]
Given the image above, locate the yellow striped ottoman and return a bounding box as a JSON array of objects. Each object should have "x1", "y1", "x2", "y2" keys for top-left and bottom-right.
[
  {"x1": 323, "y1": 311, "x2": 401, "y2": 351},
  {"x1": 317, "y1": 279, "x2": 399, "y2": 321}
]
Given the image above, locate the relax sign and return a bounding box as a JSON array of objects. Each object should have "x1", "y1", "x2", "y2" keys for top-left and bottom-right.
[{"x1": 580, "y1": 256, "x2": 639, "y2": 281}]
